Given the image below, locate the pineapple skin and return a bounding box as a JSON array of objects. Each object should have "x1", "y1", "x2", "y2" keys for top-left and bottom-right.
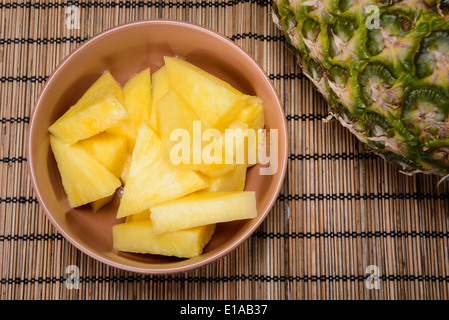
[{"x1": 273, "y1": 0, "x2": 449, "y2": 177}]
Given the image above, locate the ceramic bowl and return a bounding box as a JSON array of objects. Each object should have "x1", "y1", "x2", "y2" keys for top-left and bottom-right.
[{"x1": 27, "y1": 20, "x2": 288, "y2": 274}]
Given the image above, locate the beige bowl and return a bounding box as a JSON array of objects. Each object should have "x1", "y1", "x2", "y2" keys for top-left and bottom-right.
[{"x1": 27, "y1": 20, "x2": 288, "y2": 274}]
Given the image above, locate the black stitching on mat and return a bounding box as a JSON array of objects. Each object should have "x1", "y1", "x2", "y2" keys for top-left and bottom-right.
[
  {"x1": 228, "y1": 33, "x2": 285, "y2": 42},
  {"x1": 0, "y1": 76, "x2": 48, "y2": 83},
  {"x1": 278, "y1": 193, "x2": 446, "y2": 201},
  {"x1": 0, "y1": 33, "x2": 284, "y2": 45},
  {"x1": 0, "y1": 37, "x2": 89, "y2": 45},
  {"x1": 2, "y1": 231, "x2": 448, "y2": 242},
  {"x1": 288, "y1": 153, "x2": 378, "y2": 161},
  {"x1": 269, "y1": 73, "x2": 303, "y2": 80},
  {"x1": 286, "y1": 114, "x2": 328, "y2": 121},
  {"x1": 0, "y1": 192, "x2": 444, "y2": 205},
  {"x1": 0, "y1": 117, "x2": 30, "y2": 124},
  {"x1": 253, "y1": 231, "x2": 449, "y2": 239},
  {"x1": 0, "y1": 153, "x2": 378, "y2": 164},
  {"x1": 0, "y1": 234, "x2": 64, "y2": 241},
  {"x1": 1, "y1": 274, "x2": 447, "y2": 284},
  {"x1": 0, "y1": 157, "x2": 27, "y2": 163},
  {"x1": 0, "y1": 72, "x2": 300, "y2": 83},
  {"x1": 0, "y1": 0, "x2": 271, "y2": 9},
  {"x1": 0, "y1": 197, "x2": 38, "y2": 204}
]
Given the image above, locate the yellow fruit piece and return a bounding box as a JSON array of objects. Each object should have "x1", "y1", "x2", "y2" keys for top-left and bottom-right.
[
  {"x1": 150, "y1": 191, "x2": 257, "y2": 234},
  {"x1": 113, "y1": 220, "x2": 216, "y2": 258},
  {"x1": 222, "y1": 119, "x2": 264, "y2": 167},
  {"x1": 150, "y1": 66, "x2": 170, "y2": 134},
  {"x1": 125, "y1": 210, "x2": 151, "y2": 222},
  {"x1": 119, "y1": 152, "x2": 132, "y2": 185},
  {"x1": 81, "y1": 132, "x2": 128, "y2": 178},
  {"x1": 90, "y1": 193, "x2": 115, "y2": 212},
  {"x1": 107, "y1": 68, "x2": 152, "y2": 151},
  {"x1": 116, "y1": 122, "x2": 209, "y2": 218},
  {"x1": 164, "y1": 56, "x2": 249, "y2": 130},
  {"x1": 49, "y1": 71, "x2": 128, "y2": 145},
  {"x1": 49, "y1": 135, "x2": 122, "y2": 208},
  {"x1": 156, "y1": 89, "x2": 235, "y2": 176},
  {"x1": 206, "y1": 164, "x2": 247, "y2": 192},
  {"x1": 156, "y1": 89, "x2": 202, "y2": 165},
  {"x1": 236, "y1": 96, "x2": 265, "y2": 130}
]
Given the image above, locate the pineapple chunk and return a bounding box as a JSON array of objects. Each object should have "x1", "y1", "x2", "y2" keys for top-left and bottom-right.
[
  {"x1": 113, "y1": 220, "x2": 216, "y2": 258},
  {"x1": 164, "y1": 56, "x2": 249, "y2": 130},
  {"x1": 150, "y1": 191, "x2": 257, "y2": 234},
  {"x1": 49, "y1": 135, "x2": 121, "y2": 208},
  {"x1": 116, "y1": 122, "x2": 209, "y2": 218},
  {"x1": 49, "y1": 71, "x2": 128, "y2": 145},
  {"x1": 156, "y1": 89, "x2": 234, "y2": 175},
  {"x1": 119, "y1": 152, "x2": 132, "y2": 185},
  {"x1": 156, "y1": 89, "x2": 202, "y2": 165},
  {"x1": 150, "y1": 66, "x2": 170, "y2": 134},
  {"x1": 219, "y1": 119, "x2": 263, "y2": 168},
  {"x1": 125, "y1": 210, "x2": 151, "y2": 222},
  {"x1": 236, "y1": 96, "x2": 265, "y2": 130},
  {"x1": 206, "y1": 164, "x2": 247, "y2": 192},
  {"x1": 107, "y1": 68, "x2": 152, "y2": 151},
  {"x1": 81, "y1": 132, "x2": 128, "y2": 178},
  {"x1": 90, "y1": 193, "x2": 115, "y2": 212}
]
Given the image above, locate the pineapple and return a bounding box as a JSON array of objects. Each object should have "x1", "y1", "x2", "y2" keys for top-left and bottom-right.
[
  {"x1": 150, "y1": 191, "x2": 257, "y2": 234},
  {"x1": 164, "y1": 56, "x2": 249, "y2": 130},
  {"x1": 107, "y1": 68, "x2": 152, "y2": 151},
  {"x1": 113, "y1": 219, "x2": 216, "y2": 258},
  {"x1": 236, "y1": 96, "x2": 265, "y2": 131},
  {"x1": 81, "y1": 132, "x2": 128, "y2": 178},
  {"x1": 156, "y1": 88, "x2": 235, "y2": 175},
  {"x1": 150, "y1": 66, "x2": 170, "y2": 134},
  {"x1": 273, "y1": 0, "x2": 449, "y2": 179},
  {"x1": 49, "y1": 71, "x2": 128, "y2": 145},
  {"x1": 90, "y1": 194, "x2": 115, "y2": 212},
  {"x1": 119, "y1": 152, "x2": 132, "y2": 185},
  {"x1": 49, "y1": 135, "x2": 121, "y2": 208},
  {"x1": 206, "y1": 163, "x2": 247, "y2": 192},
  {"x1": 125, "y1": 210, "x2": 151, "y2": 222},
  {"x1": 81, "y1": 132, "x2": 127, "y2": 211},
  {"x1": 156, "y1": 88, "x2": 203, "y2": 165},
  {"x1": 116, "y1": 122, "x2": 209, "y2": 218}
]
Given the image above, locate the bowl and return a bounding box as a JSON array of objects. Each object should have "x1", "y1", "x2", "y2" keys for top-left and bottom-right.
[{"x1": 27, "y1": 20, "x2": 288, "y2": 274}]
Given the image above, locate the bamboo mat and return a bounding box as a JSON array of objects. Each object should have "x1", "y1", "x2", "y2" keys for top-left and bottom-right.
[{"x1": 1, "y1": 0, "x2": 448, "y2": 301}]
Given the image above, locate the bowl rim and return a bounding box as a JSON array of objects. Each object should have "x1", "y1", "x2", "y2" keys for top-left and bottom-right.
[{"x1": 27, "y1": 19, "x2": 288, "y2": 274}]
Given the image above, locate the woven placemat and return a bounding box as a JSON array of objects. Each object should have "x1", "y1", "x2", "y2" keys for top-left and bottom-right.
[{"x1": 1, "y1": 0, "x2": 448, "y2": 300}]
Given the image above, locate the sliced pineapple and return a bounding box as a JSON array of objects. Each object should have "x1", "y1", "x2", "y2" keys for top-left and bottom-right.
[
  {"x1": 81, "y1": 132, "x2": 128, "y2": 178},
  {"x1": 150, "y1": 191, "x2": 257, "y2": 234},
  {"x1": 156, "y1": 89, "x2": 202, "y2": 165},
  {"x1": 119, "y1": 152, "x2": 132, "y2": 185},
  {"x1": 113, "y1": 219, "x2": 216, "y2": 258},
  {"x1": 49, "y1": 71, "x2": 128, "y2": 145},
  {"x1": 125, "y1": 210, "x2": 151, "y2": 222},
  {"x1": 90, "y1": 193, "x2": 115, "y2": 212},
  {"x1": 107, "y1": 68, "x2": 152, "y2": 151},
  {"x1": 164, "y1": 56, "x2": 249, "y2": 130},
  {"x1": 116, "y1": 122, "x2": 209, "y2": 218},
  {"x1": 150, "y1": 66, "x2": 170, "y2": 134},
  {"x1": 49, "y1": 135, "x2": 121, "y2": 208},
  {"x1": 206, "y1": 163, "x2": 247, "y2": 192},
  {"x1": 236, "y1": 96, "x2": 265, "y2": 130}
]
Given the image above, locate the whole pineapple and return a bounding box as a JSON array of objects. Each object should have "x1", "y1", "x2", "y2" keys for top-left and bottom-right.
[{"x1": 273, "y1": 0, "x2": 449, "y2": 179}]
